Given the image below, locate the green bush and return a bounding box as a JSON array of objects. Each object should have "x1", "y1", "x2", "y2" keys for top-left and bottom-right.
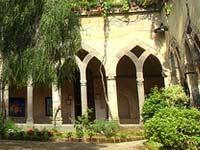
[
  {"x1": 92, "y1": 120, "x2": 119, "y2": 138},
  {"x1": 74, "y1": 109, "x2": 94, "y2": 138},
  {"x1": 142, "y1": 85, "x2": 189, "y2": 122},
  {"x1": 2, "y1": 118, "x2": 20, "y2": 139},
  {"x1": 66, "y1": 131, "x2": 73, "y2": 138},
  {"x1": 144, "y1": 107, "x2": 200, "y2": 150},
  {"x1": 74, "y1": 109, "x2": 119, "y2": 138}
]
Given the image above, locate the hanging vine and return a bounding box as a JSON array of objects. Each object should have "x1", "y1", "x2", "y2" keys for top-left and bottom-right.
[{"x1": 1, "y1": 0, "x2": 81, "y2": 87}]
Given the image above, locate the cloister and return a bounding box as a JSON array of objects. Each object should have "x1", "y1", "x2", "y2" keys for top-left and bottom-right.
[
  {"x1": 4, "y1": 9, "x2": 200, "y2": 127},
  {"x1": 6, "y1": 40, "x2": 168, "y2": 126}
]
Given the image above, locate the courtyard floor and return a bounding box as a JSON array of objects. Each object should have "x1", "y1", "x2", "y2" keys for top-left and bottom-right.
[{"x1": 0, "y1": 140, "x2": 145, "y2": 150}]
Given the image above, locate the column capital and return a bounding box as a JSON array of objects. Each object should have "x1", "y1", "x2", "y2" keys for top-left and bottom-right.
[
  {"x1": 27, "y1": 84, "x2": 33, "y2": 88},
  {"x1": 27, "y1": 78, "x2": 33, "y2": 87},
  {"x1": 80, "y1": 80, "x2": 87, "y2": 86},
  {"x1": 136, "y1": 78, "x2": 144, "y2": 83},
  {"x1": 106, "y1": 76, "x2": 116, "y2": 80}
]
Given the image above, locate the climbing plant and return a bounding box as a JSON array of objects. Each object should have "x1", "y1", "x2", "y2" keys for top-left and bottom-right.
[{"x1": 0, "y1": 0, "x2": 168, "y2": 88}]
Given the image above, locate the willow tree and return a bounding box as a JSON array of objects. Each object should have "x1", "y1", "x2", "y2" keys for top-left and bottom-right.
[{"x1": 1, "y1": 0, "x2": 81, "y2": 87}]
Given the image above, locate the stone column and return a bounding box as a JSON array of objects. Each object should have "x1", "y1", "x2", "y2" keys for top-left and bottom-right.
[
  {"x1": 3, "y1": 85, "x2": 9, "y2": 119},
  {"x1": 80, "y1": 79, "x2": 88, "y2": 115},
  {"x1": 136, "y1": 71, "x2": 145, "y2": 123},
  {"x1": 26, "y1": 80, "x2": 34, "y2": 124},
  {"x1": 106, "y1": 76, "x2": 119, "y2": 121},
  {"x1": 185, "y1": 64, "x2": 200, "y2": 106},
  {"x1": 52, "y1": 84, "x2": 62, "y2": 126},
  {"x1": 162, "y1": 69, "x2": 171, "y2": 88}
]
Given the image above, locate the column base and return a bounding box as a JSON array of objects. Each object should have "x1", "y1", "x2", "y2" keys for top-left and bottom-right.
[
  {"x1": 52, "y1": 118, "x2": 63, "y2": 127},
  {"x1": 26, "y1": 119, "x2": 34, "y2": 125}
]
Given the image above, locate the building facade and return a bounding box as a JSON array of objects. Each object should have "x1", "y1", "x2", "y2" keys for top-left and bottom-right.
[{"x1": 2, "y1": 0, "x2": 200, "y2": 128}]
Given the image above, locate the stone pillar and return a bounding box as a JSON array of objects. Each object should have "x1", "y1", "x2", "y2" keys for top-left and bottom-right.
[
  {"x1": 80, "y1": 67, "x2": 88, "y2": 116},
  {"x1": 185, "y1": 64, "x2": 200, "y2": 106},
  {"x1": 186, "y1": 74, "x2": 200, "y2": 106},
  {"x1": 3, "y1": 85, "x2": 9, "y2": 119},
  {"x1": 106, "y1": 76, "x2": 119, "y2": 121},
  {"x1": 163, "y1": 70, "x2": 171, "y2": 87},
  {"x1": 80, "y1": 79, "x2": 88, "y2": 115},
  {"x1": 26, "y1": 80, "x2": 34, "y2": 124},
  {"x1": 52, "y1": 84, "x2": 62, "y2": 126},
  {"x1": 136, "y1": 71, "x2": 145, "y2": 123},
  {"x1": 185, "y1": 38, "x2": 200, "y2": 106}
]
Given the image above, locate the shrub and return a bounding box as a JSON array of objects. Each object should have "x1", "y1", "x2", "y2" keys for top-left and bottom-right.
[
  {"x1": 117, "y1": 133, "x2": 129, "y2": 139},
  {"x1": 144, "y1": 107, "x2": 200, "y2": 150},
  {"x1": 142, "y1": 85, "x2": 189, "y2": 122},
  {"x1": 74, "y1": 109, "x2": 119, "y2": 138},
  {"x1": 92, "y1": 120, "x2": 119, "y2": 138},
  {"x1": 2, "y1": 119, "x2": 20, "y2": 139},
  {"x1": 76, "y1": 128, "x2": 84, "y2": 138},
  {"x1": 66, "y1": 131, "x2": 73, "y2": 139},
  {"x1": 74, "y1": 109, "x2": 94, "y2": 138}
]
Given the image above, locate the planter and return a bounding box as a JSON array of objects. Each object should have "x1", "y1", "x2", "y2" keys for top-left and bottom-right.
[
  {"x1": 98, "y1": 137, "x2": 107, "y2": 143},
  {"x1": 114, "y1": 138, "x2": 121, "y2": 143}
]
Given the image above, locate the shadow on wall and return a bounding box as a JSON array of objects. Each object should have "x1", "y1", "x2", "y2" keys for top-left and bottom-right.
[{"x1": 151, "y1": 14, "x2": 166, "y2": 52}]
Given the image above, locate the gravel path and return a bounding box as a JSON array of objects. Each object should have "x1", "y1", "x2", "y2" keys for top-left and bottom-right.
[{"x1": 0, "y1": 140, "x2": 145, "y2": 150}]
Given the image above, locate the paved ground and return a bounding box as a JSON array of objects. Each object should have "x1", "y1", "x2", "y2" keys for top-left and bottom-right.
[{"x1": 0, "y1": 140, "x2": 145, "y2": 150}]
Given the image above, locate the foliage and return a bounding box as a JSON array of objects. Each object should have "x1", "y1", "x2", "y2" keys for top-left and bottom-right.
[
  {"x1": 0, "y1": 117, "x2": 19, "y2": 138},
  {"x1": 164, "y1": 2, "x2": 173, "y2": 16},
  {"x1": 4, "y1": 127, "x2": 54, "y2": 141},
  {"x1": 66, "y1": 131, "x2": 73, "y2": 139},
  {"x1": 1, "y1": 0, "x2": 81, "y2": 87},
  {"x1": 1, "y1": 0, "x2": 168, "y2": 88},
  {"x1": 0, "y1": 117, "x2": 54, "y2": 141},
  {"x1": 92, "y1": 120, "x2": 119, "y2": 138},
  {"x1": 74, "y1": 109, "x2": 119, "y2": 138},
  {"x1": 74, "y1": 109, "x2": 93, "y2": 138},
  {"x1": 163, "y1": 85, "x2": 189, "y2": 106},
  {"x1": 142, "y1": 85, "x2": 190, "y2": 122},
  {"x1": 144, "y1": 141, "x2": 161, "y2": 150},
  {"x1": 116, "y1": 132, "x2": 130, "y2": 139},
  {"x1": 144, "y1": 107, "x2": 200, "y2": 150}
]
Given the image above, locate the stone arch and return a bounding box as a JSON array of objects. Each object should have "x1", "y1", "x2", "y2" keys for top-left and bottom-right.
[
  {"x1": 116, "y1": 40, "x2": 165, "y2": 67},
  {"x1": 81, "y1": 42, "x2": 103, "y2": 63},
  {"x1": 114, "y1": 41, "x2": 166, "y2": 77},
  {"x1": 143, "y1": 54, "x2": 165, "y2": 94},
  {"x1": 116, "y1": 55, "x2": 139, "y2": 124},
  {"x1": 75, "y1": 56, "x2": 83, "y2": 72},
  {"x1": 86, "y1": 57, "x2": 107, "y2": 120}
]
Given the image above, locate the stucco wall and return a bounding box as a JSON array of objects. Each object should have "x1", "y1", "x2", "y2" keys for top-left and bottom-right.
[
  {"x1": 80, "y1": 13, "x2": 169, "y2": 78},
  {"x1": 33, "y1": 86, "x2": 51, "y2": 124}
]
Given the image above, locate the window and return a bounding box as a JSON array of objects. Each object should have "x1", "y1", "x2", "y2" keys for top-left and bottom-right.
[{"x1": 9, "y1": 97, "x2": 25, "y2": 117}]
